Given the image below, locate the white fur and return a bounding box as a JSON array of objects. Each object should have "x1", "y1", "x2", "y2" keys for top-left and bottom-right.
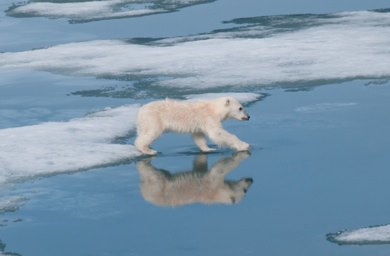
[
  {"x1": 134, "y1": 96, "x2": 250, "y2": 155},
  {"x1": 137, "y1": 153, "x2": 253, "y2": 206}
]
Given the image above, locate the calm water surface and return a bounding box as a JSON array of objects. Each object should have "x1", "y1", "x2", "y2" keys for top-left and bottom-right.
[{"x1": 1, "y1": 0, "x2": 390, "y2": 255}]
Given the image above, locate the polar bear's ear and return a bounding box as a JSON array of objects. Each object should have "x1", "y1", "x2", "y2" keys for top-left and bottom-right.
[{"x1": 225, "y1": 98, "x2": 230, "y2": 106}]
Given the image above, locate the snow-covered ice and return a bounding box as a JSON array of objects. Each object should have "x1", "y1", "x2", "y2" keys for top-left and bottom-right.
[
  {"x1": 328, "y1": 224, "x2": 390, "y2": 245},
  {"x1": 0, "y1": 105, "x2": 140, "y2": 184},
  {"x1": 1, "y1": 10, "x2": 390, "y2": 89}
]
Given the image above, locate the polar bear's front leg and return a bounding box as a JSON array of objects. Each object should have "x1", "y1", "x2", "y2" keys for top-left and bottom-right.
[
  {"x1": 136, "y1": 158, "x2": 164, "y2": 182},
  {"x1": 207, "y1": 128, "x2": 250, "y2": 152},
  {"x1": 210, "y1": 152, "x2": 250, "y2": 176},
  {"x1": 192, "y1": 132, "x2": 216, "y2": 152}
]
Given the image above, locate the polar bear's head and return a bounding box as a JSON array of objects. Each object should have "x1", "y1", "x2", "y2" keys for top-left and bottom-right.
[
  {"x1": 221, "y1": 96, "x2": 250, "y2": 121},
  {"x1": 215, "y1": 177, "x2": 254, "y2": 204}
]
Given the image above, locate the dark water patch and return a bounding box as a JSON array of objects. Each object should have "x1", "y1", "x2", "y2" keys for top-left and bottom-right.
[
  {"x1": 71, "y1": 80, "x2": 265, "y2": 102},
  {"x1": 71, "y1": 83, "x2": 193, "y2": 99},
  {"x1": 225, "y1": 13, "x2": 337, "y2": 26},
  {"x1": 372, "y1": 8, "x2": 390, "y2": 13},
  {"x1": 123, "y1": 37, "x2": 166, "y2": 45},
  {"x1": 365, "y1": 78, "x2": 390, "y2": 86},
  {"x1": 0, "y1": 240, "x2": 22, "y2": 256},
  {"x1": 152, "y1": 0, "x2": 215, "y2": 11},
  {"x1": 221, "y1": 13, "x2": 338, "y2": 35}
]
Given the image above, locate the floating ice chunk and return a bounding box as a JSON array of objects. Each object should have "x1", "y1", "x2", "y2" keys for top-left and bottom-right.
[
  {"x1": 327, "y1": 224, "x2": 390, "y2": 245},
  {"x1": 6, "y1": 0, "x2": 213, "y2": 23},
  {"x1": 0, "y1": 195, "x2": 28, "y2": 213},
  {"x1": 0, "y1": 105, "x2": 141, "y2": 184},
  {"x1": 8, "y1": 1, "x2": 166, "y2": 22}
]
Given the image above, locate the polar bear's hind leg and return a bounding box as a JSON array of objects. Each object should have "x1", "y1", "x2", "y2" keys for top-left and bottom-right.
[
  {"x1": 192, "y1": 132, "x2": 215, "y2": 152},
  {"x1": 135, "y1": 120, "x2": 162, "y2": 155}
]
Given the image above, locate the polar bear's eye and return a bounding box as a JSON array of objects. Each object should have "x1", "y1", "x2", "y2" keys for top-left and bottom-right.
[{"x1": 239, "y1": 107, "x2": 243, "y2": 111}]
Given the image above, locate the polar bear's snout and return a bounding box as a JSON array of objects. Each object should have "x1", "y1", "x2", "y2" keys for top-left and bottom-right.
[
  {"x1": 241, "y1": 177, "x2": 253, "y2": 193},
  {"x1": 243, "y1": 177, "x2": 253, "y2": 184},
  {"x1": 242, "y1": 112, "x2": 250, "y2": 121},
  {"x1": 244, "y1": 180, "x2": 252, "y2": 193}
]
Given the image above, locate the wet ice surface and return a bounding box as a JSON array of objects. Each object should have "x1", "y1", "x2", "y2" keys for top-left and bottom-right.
[{"x1": 1, "y1": 0, "x2": 390, "y2": 255}]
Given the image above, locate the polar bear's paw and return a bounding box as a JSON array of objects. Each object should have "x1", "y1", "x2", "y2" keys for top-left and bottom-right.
[
  {"x1": 235, "y1": 142, "x2": 250, "y2": 152},
  {"x1": 138, "y1": 147, "x2": 158, "y2": 155},
  {"x1": 146, "y1": 149, "x2": 158, "y2": 155},
  {"x1": 200, "y1": 146, "x2": 216, "y2": 153}
]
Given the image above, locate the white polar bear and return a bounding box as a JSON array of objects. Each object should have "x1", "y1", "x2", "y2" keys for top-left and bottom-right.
[
  {"x1": 134, "y1": 96, "x2": 250, "y2": 155},
  {"x1": 136, "y1": 152, "x2": 253, "y2": 206}
]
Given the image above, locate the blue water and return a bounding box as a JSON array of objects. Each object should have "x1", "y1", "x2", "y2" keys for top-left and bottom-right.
[{"x1": 1, "y1": 0, "x2": 390, "y2": 255}]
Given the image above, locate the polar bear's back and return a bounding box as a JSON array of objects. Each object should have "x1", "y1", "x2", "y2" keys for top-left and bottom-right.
[{"x1": 138, "y1": 99, "x2": 218, "y2": 133}]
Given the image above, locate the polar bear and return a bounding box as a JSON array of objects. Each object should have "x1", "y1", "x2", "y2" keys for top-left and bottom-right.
[
  {"x1": 136, "y1": 152, "x2": 253, "y2": 206},
  {"x1": 134, "y1": 96, "x2": 250, "y2": 155}
]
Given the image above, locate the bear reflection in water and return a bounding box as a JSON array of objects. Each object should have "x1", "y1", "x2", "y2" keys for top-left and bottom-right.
[{"x1": 136, "y1": 152, "x2": 253, "y2": 207}]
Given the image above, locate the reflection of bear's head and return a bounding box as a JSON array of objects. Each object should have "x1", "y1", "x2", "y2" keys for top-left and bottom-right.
[
  {"x1": 136, "y1": 152, "x2": 253, "y2": 207},
  {"x1": 220, "y1": 96, "x2": 250, "y2": 121}
]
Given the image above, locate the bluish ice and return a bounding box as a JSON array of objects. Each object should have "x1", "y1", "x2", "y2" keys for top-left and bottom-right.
[{"x1": 1, "y1": 0, "x2": 390, "y2": 255}]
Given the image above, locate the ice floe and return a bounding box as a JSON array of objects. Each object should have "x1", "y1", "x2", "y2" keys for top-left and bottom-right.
[
  {"x1": 1, "y1": 10, "x2": 390, "y2": 89},
  {"x1": 0, "y1": 93, "x2": 260, "y2": 185},
  {"x1": 327, "y1": 224, "x2": 390, "y2": 245},
  {"x1": 0, "y1": 104, "x2": 141, "y2": 184},
  {"x1": 0, "y1": 195, "x2": 28, "y2": 213},
  {"x1": 6, "y1": 0, "x2": 214, "y2": 23}
]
